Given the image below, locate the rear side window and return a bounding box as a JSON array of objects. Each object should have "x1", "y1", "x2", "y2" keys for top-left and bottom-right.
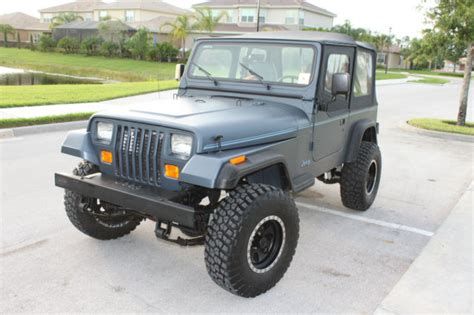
[
  {"x1": 353, "y1": 51, "x2": 373, "y2": 97},
  {"x1": 324, "y1": 54, "x2": 350, "y2": 92}
]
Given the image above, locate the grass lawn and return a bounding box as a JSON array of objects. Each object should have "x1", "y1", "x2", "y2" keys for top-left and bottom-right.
[
  {"x1": 0, "y1": 80, "x2": 178, "y2": 108},
  {"x1": 0, "y1": 48, "x2": 176, "y2": 82},
  {"x1": 376, "y1": 71, "x2": 408, "y2": 80},
  {"x1": 0, "y1": 112, "x2": 95, "y2": 129},
  {"x1": 408, "y1": 118, "x2": 474, "y2": 136},
  {"x1": 409, "y1": 77, "x2": 450, "y2": 85}
]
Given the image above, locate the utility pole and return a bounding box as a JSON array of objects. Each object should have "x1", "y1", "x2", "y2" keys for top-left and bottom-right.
[
  {"x1": 256, "y1": 0, "x2": 261, "y2": 32},
  {"x1": 385, "y1": 27, "x2": 392, "y2": 74}
]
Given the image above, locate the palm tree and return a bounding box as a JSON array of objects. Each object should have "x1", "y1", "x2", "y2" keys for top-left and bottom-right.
[
  {"x1": 194, "y1": 8, "x2": 227, "y2": 33},
  {"x1": 50, "y1": 13, "x2": 84, "y2": 28},
  {"x1": 161, "y1": 15, "x2": 194, "y2": 61},
  {"x1": 0, "y1": 24, "x2": 15, "y2": 47}
]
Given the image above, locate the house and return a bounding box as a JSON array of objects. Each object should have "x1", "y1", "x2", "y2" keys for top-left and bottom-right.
[
  {"x1": 93, "y1": 0, "x2": 190, "y2": 22},
  {"x1": 0, "y1": 12, "x2": 50, "y2": 46},
  {"x1": 377, "y1": 45, "x2": 406, "y2": 69},
  {"x1": 192, "y1": 0, "x2": 336, "y2": 32},
  {"x1": 39, "y1": 0, "x2": 104, "y2": 23}
]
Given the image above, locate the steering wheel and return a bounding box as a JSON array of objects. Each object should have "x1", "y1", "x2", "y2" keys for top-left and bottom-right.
[{"x1": 278, "y1": 75, "x2": 299, "y2": 84}]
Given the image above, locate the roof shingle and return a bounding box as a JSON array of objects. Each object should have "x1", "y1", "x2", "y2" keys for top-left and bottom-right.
[{"x1": 0, "y1": 12, "x2": 50, "y2": 31}]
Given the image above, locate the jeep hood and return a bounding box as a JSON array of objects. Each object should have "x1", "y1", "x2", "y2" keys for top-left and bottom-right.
[{"x1": 95, "y1": 97, "x2": 310, "y2": 153}]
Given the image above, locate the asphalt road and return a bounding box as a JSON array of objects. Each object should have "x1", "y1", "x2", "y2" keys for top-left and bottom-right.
[{"x1": 1, "y1": 80, "x2": 473, "y2": 313}]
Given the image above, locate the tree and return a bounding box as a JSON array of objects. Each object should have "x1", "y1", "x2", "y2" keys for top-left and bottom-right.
[
  {"x1": 0, "y1": 24, "x2": 15, "y2": 47},
  {"x1": 161, "y1": 15, "x2": 194, "y2": 62},
  {"x1": 126, "y1": 28, "x2": 150, "y2": 60},
  {"x1": 425, "y1": 0, "x2": 474, "y2": 126},
  {"x1": 51, "y1": 13, "x2": 84, "y2": 28},
  {"x1": 194, "y1": 8, "x2": 227, "y2": 33}
]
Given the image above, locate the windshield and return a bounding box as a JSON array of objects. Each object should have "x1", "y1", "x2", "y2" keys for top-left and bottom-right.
[{"x1": 189, "y1": 42, "x2": 316, "y2": 87}]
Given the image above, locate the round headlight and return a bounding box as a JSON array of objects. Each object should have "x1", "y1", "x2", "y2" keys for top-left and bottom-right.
[
  {"x1": 171, "y1": 134, "x2": 193, "y2": 158},
  {"x1": 97, "y1": 122, "x2": 113, "y2": 142}
]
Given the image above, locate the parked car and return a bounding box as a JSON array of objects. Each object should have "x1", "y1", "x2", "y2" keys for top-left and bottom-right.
[{"x1": 55, "y1": 31, "x2": 381, "y2": 297}]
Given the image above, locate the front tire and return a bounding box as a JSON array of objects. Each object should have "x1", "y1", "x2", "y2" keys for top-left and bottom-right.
[
  {"x1": 340, "y1": 141, "x2": 382, "y2": 211},
  {"x1": 64, "y1": 161, "x2": 143, "y2": 240},
  {"x1": 205, "y1": 184, "x2": 299, "y2": 297}
]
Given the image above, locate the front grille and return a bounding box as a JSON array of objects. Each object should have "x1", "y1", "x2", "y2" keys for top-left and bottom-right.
[{"x1": 115, "y1": 124, "x2": 164, "y2": 186}]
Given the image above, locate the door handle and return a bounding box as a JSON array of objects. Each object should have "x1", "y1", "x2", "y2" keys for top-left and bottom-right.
[{"x1": 340, "y1": 119, "x2": 346, "y2": 125}]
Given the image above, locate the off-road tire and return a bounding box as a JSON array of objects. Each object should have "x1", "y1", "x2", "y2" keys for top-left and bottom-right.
[
  {"x1": 64, "y1": 161, "x2": 143, "y2": 240},
  {"x1": 205, "y1": 184, "x2": 299, "y2": 297},
  {"x1": 340, "y1": 141, "x2": 382, "y2": 211}
]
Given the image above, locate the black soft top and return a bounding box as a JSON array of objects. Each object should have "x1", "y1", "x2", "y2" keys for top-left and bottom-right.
[{"x1": 197, "y1": 31, "x2": 376, "y2": 51}]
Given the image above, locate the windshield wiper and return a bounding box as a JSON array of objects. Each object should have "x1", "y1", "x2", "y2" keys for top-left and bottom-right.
[
  {"x1": 191, "y1": 62, "x2": 218, "y2": 86},
  {"x1": 239, "y1": 62, "x2": 271, "y2": 90}
]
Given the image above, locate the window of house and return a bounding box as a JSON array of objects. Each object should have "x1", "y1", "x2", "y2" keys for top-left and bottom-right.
[
  {"x1": 258, "y1": 9, "x2": 267, "y2": 24},
  {"x1": 125, "y1": 10, "x2": 135, "y2": 22},
  {"x1": 285, "y1": 10, "x2": 298, "y2": 24},
  {"x1": 42, "y1": 14, "x2": 53, "y2": 23},
  {"x1": 212, "y1": 9, "x2": 233, "y2": 23},
  {"x1": 240, "y1": 8, "x2": 256, "y2": 23},
  {"x1": 377, "y1": 53, "x2": 386, "y2": 64},
  {"x1": 99, "y1": 11, "x2": 109, "y2": 20},
  {"x1": 324, "y1": 54, "x2": 350, "y2": 93},
  {"x1": 299, "y1": 10, "x2": 305, "y2": 25},
  {"x1": 83, "y1": 13, "x2": 93, "y2": 21},
  {"x1": 353, "y1": 51, "x2": 373, "y2": 97}
]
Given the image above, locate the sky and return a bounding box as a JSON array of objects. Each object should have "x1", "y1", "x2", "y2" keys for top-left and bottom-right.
[{"x1": 0, "y1": 0, "x2": 435, "y2": 39}]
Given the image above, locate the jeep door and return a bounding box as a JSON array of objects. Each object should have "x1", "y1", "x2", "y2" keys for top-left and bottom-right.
[{"x1": 312, "y1": 45, "x2": 355, "y2": 162}]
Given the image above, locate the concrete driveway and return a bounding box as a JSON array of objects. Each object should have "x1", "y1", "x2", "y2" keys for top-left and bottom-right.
[{"x1": 1, "y1": 80, "x2": 472, "y2": 312}]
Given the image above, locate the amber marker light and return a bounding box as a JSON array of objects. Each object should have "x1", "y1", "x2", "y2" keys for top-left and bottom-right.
[
  {"x1": 165, "y1": 164, "x2": 180, "y2": 179},
  {"x1": 230, "y1": 155, "x2": 247, "y2": 165},
  {"x1": 101, "y1": 150, "x2": 113, "y2": 164}
]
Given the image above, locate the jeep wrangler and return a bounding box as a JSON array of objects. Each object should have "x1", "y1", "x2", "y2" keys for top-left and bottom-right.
[{"x1": 55, "y1": 32, "x2": 381, "y2": 297}]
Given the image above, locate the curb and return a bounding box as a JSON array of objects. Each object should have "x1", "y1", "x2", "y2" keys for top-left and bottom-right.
[
  {"x1": 0, "y1": 120, "x2": 88, "y2": 139},
  {"x1": 399, "y1": 121, "x2": 474, "y2": 143}
]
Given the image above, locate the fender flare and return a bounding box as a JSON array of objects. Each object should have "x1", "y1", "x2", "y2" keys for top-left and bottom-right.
[
  {"x1": 345, "y1": 119, "x2": 378, "y2": 163},
  {"x1": 180, "y1": 149, "x2": 292, "y2": 190},
  {"x1": 61, "y1": 130, "x2": 99, "y2": 165}
]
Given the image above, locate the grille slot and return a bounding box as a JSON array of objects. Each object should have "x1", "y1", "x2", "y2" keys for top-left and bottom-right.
[{"x1": 115, "y1": 124, "x2": 164, "y2": 186}]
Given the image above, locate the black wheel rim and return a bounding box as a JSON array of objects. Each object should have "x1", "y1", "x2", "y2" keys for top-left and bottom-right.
[
  {"x1": 366, "y1": 160, "x2": 378, "y2": 195},
  {"x1": 247, "y1": 216, "x2": 286, "y2": 273}
]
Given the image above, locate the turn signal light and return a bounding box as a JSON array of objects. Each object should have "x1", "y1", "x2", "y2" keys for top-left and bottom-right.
[
  {"x1": 230, "y1": 155, "x2": 247, "y2": 165},
  {"x1": 101, "y1": 150, "x2": 113, "y2": 164},
  {"x1": 165, "y1": 164, "x2": 180, "y2": 179}
]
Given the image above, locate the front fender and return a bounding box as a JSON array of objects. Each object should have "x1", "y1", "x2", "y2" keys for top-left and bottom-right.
[
  {"x1": 180, "y1": 140, "x2": 293, "y2": 190},
  {"x1": 61, "y1": 130, "x2": 99, "y2": 165}
]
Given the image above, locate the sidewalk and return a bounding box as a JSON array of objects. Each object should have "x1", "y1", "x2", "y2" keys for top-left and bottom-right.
[
  {"x1": 375, "y1": 182, "x2": 473, "y2": 314},
  {"x1": 0, "y1": 89, "x2": 177, "y2": 119}
]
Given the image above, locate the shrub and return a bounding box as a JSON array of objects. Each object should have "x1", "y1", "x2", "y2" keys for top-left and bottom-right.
[
  {"x1": 149, "y1": 42, "x2": 179, "y2": 62},
  {"x1": 81, "y1": 36, "x2": 103, "y2": 56},
  {"x1": 37, "y1": 35, "x2": 56, "y2": 52},
  {"x1": 57, "y1": 36, "x2": 80, "y2": 54},
  {"x1": 125, "y1": 28, "x2": 150, "y2": 60},
  {"x1": 101, "y1": 41, "x2": 119, "y2": 57}
]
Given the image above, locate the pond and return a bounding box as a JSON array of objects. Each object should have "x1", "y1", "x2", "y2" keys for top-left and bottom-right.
[{"x1": 0, "y1": 70, "x2": 103, "y2": 86}]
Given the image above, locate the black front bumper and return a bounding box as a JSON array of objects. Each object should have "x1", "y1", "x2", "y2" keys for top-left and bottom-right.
[{"x1": 55, "y1": 173, "x2": 196, "y2": 229}]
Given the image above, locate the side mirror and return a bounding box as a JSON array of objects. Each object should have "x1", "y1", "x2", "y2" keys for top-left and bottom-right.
[
  {"x1": 175, "y1": 64, "x2": 185, "y2": 81},
  {"x1": 331, "y1": 73, "x2": 350, "y2": 97}
]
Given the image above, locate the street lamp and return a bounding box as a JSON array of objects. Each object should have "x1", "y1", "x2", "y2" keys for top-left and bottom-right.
[
  {"x1": 385, "y1": 27, "x2": 392, "y2": 74},
  {"x1": 256, "y1": 0, "x2": 261, "y2": 32}
]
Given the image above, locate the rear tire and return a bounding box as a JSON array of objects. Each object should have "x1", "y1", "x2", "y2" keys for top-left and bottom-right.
[
  {"x1": 64, "y1": 161, "x2": 143, "y2": 240},
  {"x1": 340, "y1": 142, "x2": 382, "y2": 211},
  {"x1": 205, "y1": 184, "x2": 299, "y2": 297}
]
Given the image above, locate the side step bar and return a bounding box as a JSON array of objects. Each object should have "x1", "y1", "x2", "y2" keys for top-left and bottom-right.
[{"x1": 55, "y1": 172, "x2": 197, "y2": 229}]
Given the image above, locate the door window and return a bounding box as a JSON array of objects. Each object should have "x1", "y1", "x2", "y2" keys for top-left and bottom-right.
[
  {"x1": 353, "y1": 51, "x2": 373, "y2": 97},
  {"x1": 324, "y1": 54, "x2": 350, "y2": 93}
]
